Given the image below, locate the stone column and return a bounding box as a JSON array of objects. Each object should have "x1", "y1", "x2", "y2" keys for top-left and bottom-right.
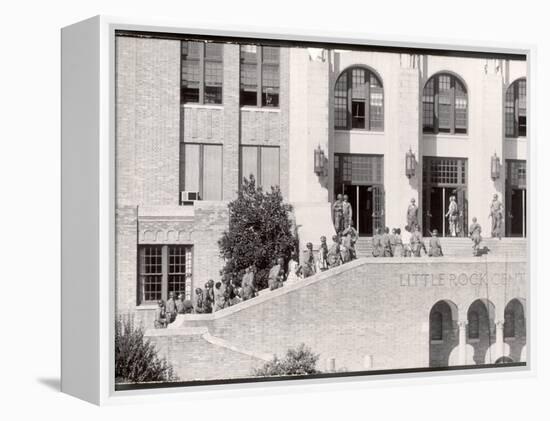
[
  {"x1": 495, "y1": 320, "x2": 505, "y2": 361},
  {"x1": 458, "y1": 321, "x2": 467, "y2": 365}
]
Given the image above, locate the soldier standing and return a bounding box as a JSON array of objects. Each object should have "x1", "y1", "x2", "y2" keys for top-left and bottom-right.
[
  {"x1": 332, "y1": 194, "x2": 344, "y2": 234},
  {"x1": 342, "y1": 194, "x2": 353, "y2": 229},
  {"x1": 469, "y1": 217, "x2": 483, "y2": 256},
  {"x1": 445, "y1": 196, "x2": 459, "y2": 237},
  {"x1": 406, "y1": 198, "x2": 419, "y2": 232},
  {"x1": 489, "y1": 194, "x2": 503, "y2": 239},
  {"x1": 318, "y1": 236, "x2": 329, "y2": 271},
  {"x1": 428, "y1": 229, "x2": 443, "y2": 257},
  {"x1": 342, "y1": 221, "x2": 359, "y2": 260}
]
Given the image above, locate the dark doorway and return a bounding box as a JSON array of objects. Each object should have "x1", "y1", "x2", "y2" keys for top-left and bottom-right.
[
  {"x1": 505, "y1": 160, "x2": 527, "y2": 237},
  {"x1": 422, "y1": 157, "x2": 468, "y2": 237},
  {"x1": 334, "y1": 154, "x2": 385, "y2": 236},
  {"x1": 509, "y1": 189, "x2": 526, "y2": 237},
  {"x1": 341, "y1": 184, "x2": 383, "y2": 236}
]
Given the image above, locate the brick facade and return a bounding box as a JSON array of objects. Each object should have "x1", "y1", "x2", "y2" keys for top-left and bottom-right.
[
  {"x1": 115, "y1": 35, "x2": 527, "y2": 340},
  {"x1": 147, "y1": 257, "x2": 527, "y2": 381}
]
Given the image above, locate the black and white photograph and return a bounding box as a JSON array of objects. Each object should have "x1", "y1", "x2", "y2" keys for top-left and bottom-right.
[{"x1": 113, "y1": 29, "x2": 528, "y2": 389}]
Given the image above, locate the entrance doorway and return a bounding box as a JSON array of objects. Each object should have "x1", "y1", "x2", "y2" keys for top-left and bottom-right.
[
  {"x1": 339, "y1": 184, "x2": 384, "y2": 236},
  {"x1": 422, "y1": 157, "x2": 468, "y2": 237},
  {"x1": 334, "y1": 154, "x2": 384, "y2": 236},
  {"x1": 506, "y1": 160, "x2": 527, "y2": 237}
]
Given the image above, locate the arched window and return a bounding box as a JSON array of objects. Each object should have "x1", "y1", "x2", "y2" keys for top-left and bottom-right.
[
  {"x1": 505, "y1": 78, "x2": 527, "y2": 137},
  {"x1": 468, "y1": 310, "x2": 480, "y2": 339},
  {"x1": 504, "y1": 309, "x2": 516, "y2": 338},
  {"x1": 422, "y1": 73, "x2": 468, "y2": 134},
  {"x1": 334, "y1": 67, "x2": 384, "y2": 131},
  {"x1": 430, "y1": 311, "x2": 443, "y2": 341}
]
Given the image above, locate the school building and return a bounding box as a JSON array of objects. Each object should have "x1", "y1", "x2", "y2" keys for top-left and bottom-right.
[{"x1": 114, "y1": 31, "x2": 527, "y2": 375}]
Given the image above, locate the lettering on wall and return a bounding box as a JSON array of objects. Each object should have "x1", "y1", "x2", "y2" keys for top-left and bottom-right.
[{"x1": 399, "y1": 272, "x2": 526, "y2": 288}]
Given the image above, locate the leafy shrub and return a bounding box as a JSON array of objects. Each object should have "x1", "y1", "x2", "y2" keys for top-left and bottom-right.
[
  {"x1": 218, "y1": 175, "x2": 297, "y2": 290},
  {"x1": 115, "y1": 316, "x2": 177, "y2": 383},
  {"x1": 253, "y1": 344, "x2": 320, "y2": 377}
]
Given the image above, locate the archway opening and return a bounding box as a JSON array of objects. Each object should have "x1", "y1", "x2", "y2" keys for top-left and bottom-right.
[
  {"x1": 429, "y1": 300, "x2": 458, "y2": 367},
  {"x1": 467, "y1": 299, "x2": 496, "y2": 365},
  {"x1": 504, "y1": 298, "x2": 526, "y2": 362}
]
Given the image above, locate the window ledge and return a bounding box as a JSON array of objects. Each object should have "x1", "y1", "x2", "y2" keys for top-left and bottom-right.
[
  {"x1": 430, "y1": 339, "x2": 444, "y2": 344},
  {"x1": 335, "y1": 129, "x2": 385, "y2": 135},
  {"x1": 505, "y1": 137, "x2": 527, "y2": 141},
  {"x1": 467, "y1": 338, "x2": 480, "y2": 343},
  {"x1": 183, "y1": 103, "x2": 224, "y2": 110},
  {"x1": 423, "y1": 133, "x2": 470, "y2": 141},
  {"x1": 136, "y1": 304, "x2": 158, "y2": 311},
  {"x1": 240, "y1": 106, "x2": 281, "y2": 113}
]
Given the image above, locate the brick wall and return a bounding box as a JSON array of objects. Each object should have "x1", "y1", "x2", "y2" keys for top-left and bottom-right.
[
  {"x1": 116, "y1": 36, "x2": 180, "y2": 208},
  {"x1": 147, "y1": 257, "x2": 527, "y2": 381}
]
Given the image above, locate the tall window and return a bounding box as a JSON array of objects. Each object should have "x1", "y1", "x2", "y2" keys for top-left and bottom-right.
[
  {"x1": 181, "y1": 41, "x2": 223, "y2": 105},
  {"x1": 468, "y1": 311, "x2": 480, "y2": 339},
  {"x1": 430, "y1": 311, "x2": 443, "y2": 341},
  {"x1": 504, "y1": 310, "x2": 516, "y2": 338},
  {"x1": 423, "y1": 73, "x2": 468, "y2": 134},
  {"x1": 505, "y1": 78, "x2": 527, "y2": 137},
  {"x1": 240, "y1": 146, "x2": 280, "y2": 189},
  {"x1": 334, "y1": 67, "x2": 384, "y2": 131},
  {"x1": 139, "y1": 245, "x2": 193, "y2": 304},
  {"x1": 240, "y1": 45, "x2": 280, "y2": 107},
  {"x1": 182, "y1": 143, "x2": 223, "y2": 200}
]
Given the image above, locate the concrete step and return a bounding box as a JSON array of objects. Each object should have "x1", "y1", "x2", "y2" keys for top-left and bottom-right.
[{"x1": 353, "y1": 237, "x2": 527, "y2": 258}]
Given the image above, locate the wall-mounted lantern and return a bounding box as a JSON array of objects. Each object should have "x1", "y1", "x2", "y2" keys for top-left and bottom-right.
[
  {"x1": 405, "y1": 147, "x2": 416, "y2": 178},
  {"x1": 491, "y1": 152, "x2": 501, "y2": 180},
  {"x1": 314, "y1": 145, "x2": 326, "y2": 175}
]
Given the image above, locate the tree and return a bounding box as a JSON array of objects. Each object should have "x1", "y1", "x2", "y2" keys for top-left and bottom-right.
[
  {"x1": 253, "y1": 344, "x2": 321, "y2": 376},
  {"x1": 218, "y1": 175, "x2": 297, "y2": 291},
  {"x1": 115, "y1": 316, "x2": 177, "y2": 384}
]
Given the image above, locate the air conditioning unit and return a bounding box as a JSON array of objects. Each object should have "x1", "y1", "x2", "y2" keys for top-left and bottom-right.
[{"x1": 180, "y1": 191, "x2": 200, "y2": 205}]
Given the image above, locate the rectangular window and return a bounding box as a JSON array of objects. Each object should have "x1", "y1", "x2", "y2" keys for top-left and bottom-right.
[
  {"x1": 422, "y1": 79, "x2": 435, "y2": 132},
  {"x1": 334, "y1": 72, "x2": 348, "y2": 129},
  {"x1": 139, "y1": 245, "x2": 193, "y2": 304},
  {"x1": 240, "y1": 45, "x2": 280, "y2": 107},
  {"x1": 240, "y1": 146, "x2": 280, "y2": 189},
  {"x1": 369, "y1": 74, "x2": 384, "y2": 130},
  {"x1": 181, "y1": 41, "x2": 223, "y2": 105},
  {"x1": 139, "y1": 245, "x2": 163, "y2": 303},
  {"x1": 437, "y1": 75, "x2": 452, "y2": 133},
  {"x1": 518, "y1": 79, "x2": 527, "y2": 137},
  {"x1": 183, "y1": 143, "x2": 223, "y2": 200},
  {"x1": 181, "y1": 41, "x2": 201, "y2": 103}
]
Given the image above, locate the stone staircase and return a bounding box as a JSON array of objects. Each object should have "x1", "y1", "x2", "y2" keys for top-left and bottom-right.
[{"x1": 355, "y1": 236, "x2": 527, "y2": 258}]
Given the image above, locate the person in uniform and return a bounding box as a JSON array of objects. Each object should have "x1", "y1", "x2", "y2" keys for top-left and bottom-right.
[
  {"x1": 165, "y1": 292, "x2": 177, "y2": 323},
  {"x1": 154, "y1": 300, "x2": 168, "y2": 329},
  {"x1": 203, "y1": 280, "x2": 214, "y2": 314},
  {"x1": 372, "y1": 228, "x2": 382, "y2": 257},
  {"x1": 213, "y1": 281, "x2": 225, "y2": 312},
  {"x1": 406, "y1": 198, "x2": 419, "y2": 232},
  {"x1": 286, "y1": 252, "x2": 301, "y2": 283},
  {"x1": 268, "y1": 257, "x2": 285, "y2": 290},
  {"x1": 175, "y1": 293, "x2": 185, "y2": 314},
  {"x1": 410, "y1": 226, "x2": 427, "y2": 257},
  {"x1": 242, "y1": 266, "x2": 255, "y2": 295},
  {"x1": 332, "y1": 194, "x2": 344, "y2": 235},
  {"x1": 194, "y1": 288, "x2": 205, "y2": 313},
  {"x1": 342, "y1": 220, "x2": 359, "y2": 260},
  {"x1": 300, "y1": 243, "x2": 317, "y2": 278},
  {"x1": 381, "y1": 227, "x2": 393, "y2": 257},
  {"x1": 342, "y1": 194, "x2": 353, "y2": 229},
  {"x1": 469, "y1": 217, "x2": 483, "y2": 256},
  {"x1": 428, "y1": 229, "x2": 443, "y2": 257},
  {"x1": 445, "y1": 195, "x2": 459, "y2": 237},
  {"x1": 318, "y1": 236, "x2": 329, "y2": 272},
  {"x1": 489, "y1": 194, "x2": 503, "y2": 239},
  {"x1": 327, "y1": 235, "x2": 342, "y2": 268},
  {"x1": 393, "y1": 228, "x2": 405, "y2": 257}
]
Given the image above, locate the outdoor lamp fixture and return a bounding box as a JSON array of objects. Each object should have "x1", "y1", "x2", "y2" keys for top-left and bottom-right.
[
  {"x1": 405, "y1": 147, "x2": 416, "y2": 178},
  {"x1": 491, "y1": 152, "x2": 501, "y2": 180},
  {"x1": 314, "y1": 144, "x2": 326, "y2": 175}
]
